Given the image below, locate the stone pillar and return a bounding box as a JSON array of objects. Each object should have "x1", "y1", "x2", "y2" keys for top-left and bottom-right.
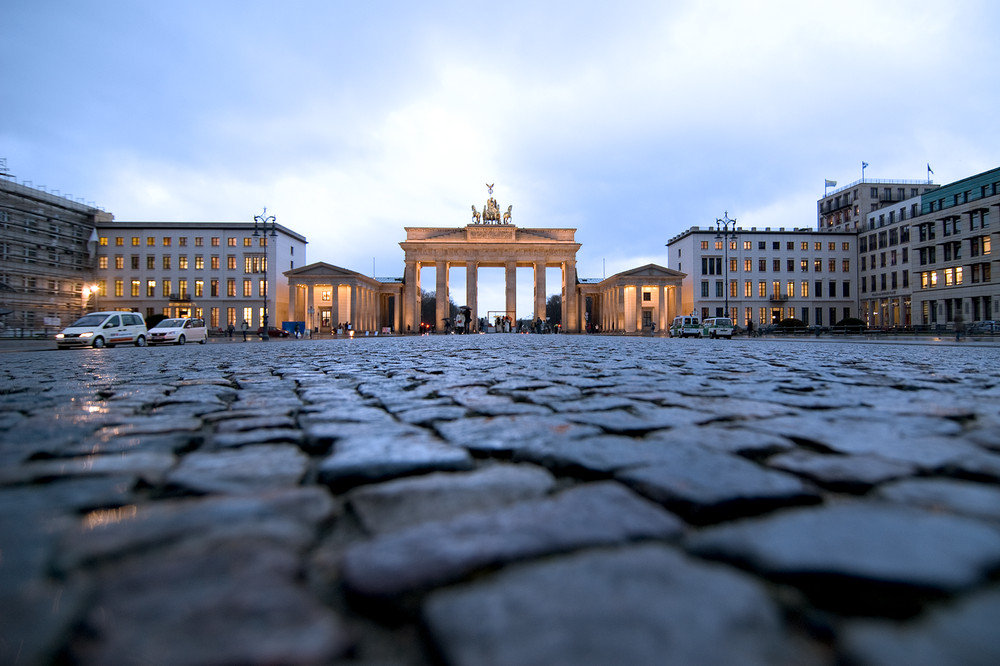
[
  {"x1": 673, "y1": 285, "x2": 682, "y2": 322},
  {"x1": 436, "y1": 261, "x2": 449, "y2": 333},
  {"x1": 635, "y1": 284, "x2": 644, "y2": 332},
  {"x1": 567, "y1": 260, "x2": 579, "y2": 331},
  {"x1": 467, "y1": 261, "x2": 478, "y2": 332},
  {"x1": 658, "y1": 285, "x2": 667, "y2": 332},
  {"x1": 350, "y1": 284, "x2": 357, "y2": 329},
  {"x1": 505, "y1": 261, "x2": 516, "y2": 322},
  {"x1": 306, "y1": 284, "x2": 315, "y2": 331},
  {"x1": 403, "y1": 261, "x2": 416, "y2": 333},
  {"x1": 534, "y1": 260, "x2": 546, "y2": 325},
  {"x1": 330, "y1": 283, "x2": 340, "y2": 330},
  {"x1": 287, "y1": 283, "x2": 297, "y2": 323}
]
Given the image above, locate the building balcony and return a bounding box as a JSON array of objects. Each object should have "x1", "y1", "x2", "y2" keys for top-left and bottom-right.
[{"x1": 769, "y1": 294, "x2": 789, "y2": 303}]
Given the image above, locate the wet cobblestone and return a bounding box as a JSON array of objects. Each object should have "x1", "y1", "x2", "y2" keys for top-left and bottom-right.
[{"x1": 2, "y1": 335, "x2": 1000, "y2": 665}]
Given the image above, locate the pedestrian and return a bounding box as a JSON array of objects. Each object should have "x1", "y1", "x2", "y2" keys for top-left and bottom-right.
[
  {"x1": 241, "y1": 320, "x2": 249, "y2": 341},
  {"x1": 227, "y1": 323, "x2": 234, "y2": 338},
  {"x1": 955, "y1": 313, "x2": 964, "y2": 341}
]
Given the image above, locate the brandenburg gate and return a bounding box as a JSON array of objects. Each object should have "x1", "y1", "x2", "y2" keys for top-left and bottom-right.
[
  {"x1": 401, "y1": 186, "x2": 583, "y2": 333},
  {"x1": 286, "y1": 185, "x2": 685, "y2": 334}
]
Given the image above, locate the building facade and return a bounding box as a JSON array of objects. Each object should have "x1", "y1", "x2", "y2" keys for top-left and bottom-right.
[
  {"x1": 0, "y1": 177, "x2": 113, "y2": 333},
  {"x1": 284, "y1": 262, "x2": 402, "y2": 334},
  {"x1": 818, "y1": 179, "x2": 940, "y2": 232},
  {"x1": 910, "y1": 167, "x2": 999, "y2": 327},
  {"x1": 93, "y1": 221, "x2": 307, "y2": 331},
  {"x1": 667, "y1": 226, "x2": 857, "y2": 328},
  {"x1": 857, "y1": 195, "x2": 922, "y2": 327}
]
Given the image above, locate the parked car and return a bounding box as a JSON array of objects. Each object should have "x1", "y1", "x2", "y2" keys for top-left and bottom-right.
[
  {"x1": 258, "y1": 327, "x2": 290, "y2": 338},
  {"x1": 669, "y1": 315, "x2": 701, "y2": 338},
  {"x1": 55, "y1": 311, "x2": 148, "y2": 349},
  {"x1": 148, "y1": 317, "x2": 208, "y2": 345},
  {"x1": 969, "y1": 320, "x2": 998, "y2": 334},
  {"x1": 701, "y1": 317, "x2": 734, "y2": 339}
]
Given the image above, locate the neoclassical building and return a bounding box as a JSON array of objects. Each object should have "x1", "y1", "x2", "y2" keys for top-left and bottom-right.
[{"x1": 284, "y1": 213, "x2": 685, "y2": 334}]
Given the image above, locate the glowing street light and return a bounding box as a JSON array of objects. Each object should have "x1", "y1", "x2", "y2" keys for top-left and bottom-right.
[
  {"x1": 715, "y1": 211, "x2": 738, "y2": 320},
  {"x1": 253, "y1": 208, "x2": 278, "y2": 340}
]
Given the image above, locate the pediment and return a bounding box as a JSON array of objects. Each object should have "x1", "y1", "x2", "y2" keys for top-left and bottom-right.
[
  {"x1": 615, "y1": 263, "x2": 685, "y2": 278},
  {"x1": 285, "y1": 261, "x2": 363, "y2": 279}
]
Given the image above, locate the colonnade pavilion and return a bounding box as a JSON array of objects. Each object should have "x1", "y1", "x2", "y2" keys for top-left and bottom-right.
[{"x1": 283, "y1": 188, "x2": 684, "y2": 334}]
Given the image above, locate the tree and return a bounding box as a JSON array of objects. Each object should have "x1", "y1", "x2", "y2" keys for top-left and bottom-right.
[
  {"x1": 420, "y1": 289, "x2": 458, "y2": 330},
  {"x1": 546, "y1": 294, "x2": 562, "y2": 326}
]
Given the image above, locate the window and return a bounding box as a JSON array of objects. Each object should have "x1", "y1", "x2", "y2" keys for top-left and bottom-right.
[
  {"x1": 842, "y1": 259, "x2": 850, "y2": 272},
  {"x1": 700, "y1": 240, "x2": 709, "y2": 250},
  {"x1": 786, "y1": 281, "x2": 794, "y2": 298},
  {"x1": 758, "y1": 281, "x2": 767, "y2": 298},
  {"x1": 179, "y1": 256, "x2": 188, "y2": 270},
  {"x1": 162, "y1": 256, "x2": 171, "y2": 270},
  {"x1": 773, "y1": 259, "x2": 781, "y2": 272},
  {"x1": 99, "y1": 236, "x2": 108, "y2": 246},
  {"x1": 178, "y1": 237, "x2": 187, "y2": 247},
  {"x1": 131, "y1": 256, "x2": 140, "y2": 270},
  {"x1": 843, "y1": 242, "x2": 850, "y2": 251},
  {"x1": 744, "y1": 281, "x2": 753, "y2": 297},
  {"x1": 743, "y1": 241, "x2": 752, "y2": 250},
  {"x1": 828, "y1": 259, "x2": 836, "y2": 273},
  {"x1": 211, "y1": 279, "x2": 219, "y2": 297},
  {"x1": 243, "y1": 238, "x2": 252, "y2": 247},
  {"x1": 828, "y1": 242, "x2": 836, "y2": 251},
  {"x1": 772, "y1": 242, "x2": 780, "y2": 250},
  {"x1": 758, "y1": 241, "x2": 766, "y2": 250},
  {"x1": 211, "y1": 256, "x2": 220, "y2": 270},
  {"x1": 321, "y1": 290, "x2": 331, "y2": 302},
  {"x1": 730, "y1": 258, "x2": 737, "y2": 273},
  {"x1": 132, "y1": 237, "x2": 140, "y2": 246},
  {"x1": 701, "y1": 281, "x2": 709, "y2": 297},
  {"x1": 195, "y1": 237, "x2": 204, "y2": 247},
  {"x1": 828, "y1": 281, "x2": 836, "y2": 297},
  {"x1": 227, "y1": 256, "x2": 236, "y2": 270},
  {"x1": 787, "y1": 259, "x2": 795, "y2": 272},
  {"x1": 744, "y1": 258, "x2": 753, "y2": 271},
  {"x1": 115, "y1": 255, "x2": 124, "y2": 270},
  {"x1": 814, "y1": 242, "x2": 822, "y2": 251},
  {"x1": 130, "y1": 280, "x2": 141, "y2": 297},
  {"x1": 800, "y1": 242, "x2": 808, "y2": 251},
  {"x1": 147, "y1": 237, "x2": 156, "y2": 246},
  {"x1": 194, "y1": 279, "x2": 204, "y2": 297},
  {"x1": 243, "y1": 279, "x2": 252, "y2": 297},
  {"x1": 162, "y1": 280, "x2": 172, "y2": 297},
  {"x1": 114, "y1": 279, "x2": 124, "y2": 297},
  {"x1": 162, "y1": 237, "x2": 172, "y2": 247},
  {"x1": 227, "y1": 279, "x2": 236, "y2": 297},
  {"x1": 801, "y1": 281, "x2": 809, "y2": 297},
  {"x1": 815, "y1": 280, "x2": 822, "y2": 297},
  {"x1": 147, "y1": 280, "x2": 156, "y2": 297},
  {"x1": 228, "y1": 238, "x2": 237, "y2": 247},
  {"x1": 814, "y1": 259, "x2": 822, "y2": 272},
  {"x1": 800, "y1": 259, "x2": 808, "y2": 272},
  {"x1": 147, "y1": 256, "x2": 155, "y2": 269},
  {"x1": 715, "y1": 281, "x2": 723, "y2": 298},
  {"x1": 212, "y1": 237, "x2": 221, "y2": 247},
  {"x1": 115, "y1": 237, "x2": 124, "y2": 246},
  {"x1": 98, "y1": 256, "x2": 108, "y2": 269},
  {"x1": 759, "y1": 259, "x2": 767, "y2": 272},
  {"x1": 786, "y1": 242, "x2": 794, "y2": 251},
  {"x1": 195, "y1": 255, "x2": 204, "y2": 270}
]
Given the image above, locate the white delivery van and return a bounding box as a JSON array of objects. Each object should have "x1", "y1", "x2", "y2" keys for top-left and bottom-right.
[{"x1": 55, "y1": 311, "x2": 148, "y2": 349}]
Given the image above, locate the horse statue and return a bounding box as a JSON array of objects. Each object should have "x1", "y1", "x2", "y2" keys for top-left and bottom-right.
[
  {"x1": 471, "y1": 205, "x2": 481, "y2": 224},
  {"x1": 502, "y1": 205, "x2": 512, "y2": 224},
  {"x1": 483, "y1": 197, "x2": 500, "y2": 223}
]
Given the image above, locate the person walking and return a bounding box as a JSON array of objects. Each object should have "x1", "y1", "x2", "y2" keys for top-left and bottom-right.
[{"x1": 241, "y1": 320, "x2": 249, "y2": 342}]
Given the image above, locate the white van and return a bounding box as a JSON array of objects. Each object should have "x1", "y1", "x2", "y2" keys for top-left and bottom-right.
[
  {"x1": 702, "y1": 317, "x2": 734, "y2": 339},
  {"x1": 56, "y1": 311, "x2": 148, "y2": 349},
  {"x1": 669, "y1": 315, "x2": 701, "y2": 338}
]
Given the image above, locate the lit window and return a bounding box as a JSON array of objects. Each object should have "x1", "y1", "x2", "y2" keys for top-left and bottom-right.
[{"x1": 99, "y1": 237, "x2": 108, "y2": 246}]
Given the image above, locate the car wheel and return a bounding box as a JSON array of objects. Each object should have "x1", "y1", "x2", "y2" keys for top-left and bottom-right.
[
  {"x1": 92, "y1": 337, "x2": 105, "y2": 349},
  {"x1": 177, "y1": 334, "x2": 186, "y2": 345},
  {"x1": 199, "y1": 337, "x2": 208, "y2": 344},
  {"x1": 135, "y1": 336, "x2": 147, "y2": 347}
]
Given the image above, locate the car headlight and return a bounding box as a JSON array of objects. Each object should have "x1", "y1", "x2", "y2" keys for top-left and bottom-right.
[
  {"x1": 80, "y1": 332, "x2": 94, "y2": 338},
  {"x1": 55, "y1": 333, "x2": 64, "y2": 339}
]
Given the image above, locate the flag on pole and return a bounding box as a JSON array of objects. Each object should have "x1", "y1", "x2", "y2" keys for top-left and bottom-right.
[
  {"x1": 927, "y1": 163, "x2": 934, "y2": 175},
  {"x1": 862, "y1": 162, "x2": 869, "y2": 170},
  {"x1": 824, "y1": 179, "x2": 837, "y2": 188}
]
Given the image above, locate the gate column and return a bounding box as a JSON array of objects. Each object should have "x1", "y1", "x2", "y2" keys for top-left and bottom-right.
[
  {"x1": 505, "y1": 261, "x2": 517, "y2": 321},
  {"x1": 467, "y1": 261, "x2": 478, "y2": 332},
  {"x1": 436, "y1": 261, "x2": 449, "y2": 333},
  {"x1": 534, "y1": 260, "x2": 546, "y2": 324}
]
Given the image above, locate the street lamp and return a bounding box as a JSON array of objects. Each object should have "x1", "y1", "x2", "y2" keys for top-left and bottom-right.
[
  {"x1": 715, "y1": 211, "x2": 738, "y2": 321},
  {"x1": 253, "y1": 207, "x2": 278, "y2": 340},
  {"x1": 82, "y1": 283, "x2": 99, "y2": 314}
]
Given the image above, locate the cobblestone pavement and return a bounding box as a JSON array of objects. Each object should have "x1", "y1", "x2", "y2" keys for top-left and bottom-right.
[{"x1": 2, "y1": 335, "x2": 1000, "y2": 665}]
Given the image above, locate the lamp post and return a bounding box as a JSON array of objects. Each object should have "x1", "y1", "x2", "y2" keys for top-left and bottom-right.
[
  {"x1": 253, "y1": 208, "x2": 278, "y2": 340},
  {"x1": 715, "y1": 211, "x2": 738, "y2": 321}
]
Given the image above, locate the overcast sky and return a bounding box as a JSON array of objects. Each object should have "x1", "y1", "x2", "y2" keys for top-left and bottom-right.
[{"x1": 4, "y1": 1, "x2": 999, "y2": 316}]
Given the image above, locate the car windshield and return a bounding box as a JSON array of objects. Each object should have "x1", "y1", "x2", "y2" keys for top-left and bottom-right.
[
  {"x1": 153, "y1": 319, "x2": 186, "y2": 328},
  {"x1": 71, "y1": 314, "x2": 109, "y2": 327}
]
